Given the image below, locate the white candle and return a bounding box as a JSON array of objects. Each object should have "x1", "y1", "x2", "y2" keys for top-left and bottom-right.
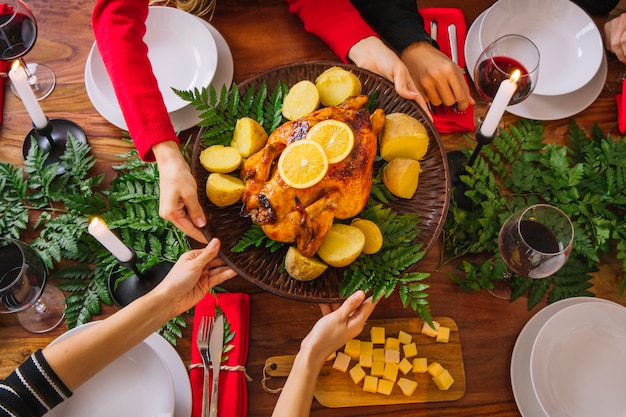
[
  {"x1": 8, "y1": 61, "x2": 48, "y2": 130},
  {"x1": 479, "y1": 70, "x2": 520, "y2": 137},
  {"x1": 88, "y1": 217, "x2": 133, "y2": 262}
]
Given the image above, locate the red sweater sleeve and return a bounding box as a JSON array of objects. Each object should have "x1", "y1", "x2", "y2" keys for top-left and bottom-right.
[
  {"x1": 285, "y1": 0, "x2": 378, "y2": 62},
  {"x1": 91, "y1": 0, "x2": 179, "y2": 161}
]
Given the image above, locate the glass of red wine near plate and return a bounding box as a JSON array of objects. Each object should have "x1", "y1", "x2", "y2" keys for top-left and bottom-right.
[
  {"x1": 449, "y1": 34, "x2": 540, "y2": 209},
  {"x1": 490, "y1": 204, "x2": 574, "y2": 300}
]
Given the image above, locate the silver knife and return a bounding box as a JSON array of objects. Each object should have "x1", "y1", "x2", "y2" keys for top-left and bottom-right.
[
  {"x1": 448, "y1": 23, "x2": 458, "y2": 64},
  {"x1": 430, "y1": 20, "x2": 438, "y2": 42},
  {"x1": 208, "y1": 314, "x2": 224, "y2": 417}
]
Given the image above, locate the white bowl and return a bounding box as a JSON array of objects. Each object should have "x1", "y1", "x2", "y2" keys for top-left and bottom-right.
[
  {"x1": 479, "y1": 0, "x2": 603, "y2": 96},
  {"x1": 529, "y1": 301, "x2": 626, "y2": 417}
]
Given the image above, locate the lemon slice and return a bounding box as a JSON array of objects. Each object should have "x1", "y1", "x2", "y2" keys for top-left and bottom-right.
[
  {"x1": 306, "y1": 119, "x2": 355, "y2": 164},
  {"x1": 277, "y1": 140, "x2": 329, "y2": 189}
]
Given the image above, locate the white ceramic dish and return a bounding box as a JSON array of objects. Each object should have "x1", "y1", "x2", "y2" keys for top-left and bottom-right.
[
  {"x1": 466, "y1": 9, "x2": 607, "y2": 121},
  {"x1": 510, "y1": 297, "x2": 613, "y2": 417},
  {"x1": 479, "y1": 0, "x2": 603, "y2": 96},
  {"x1": 45, "y1": 322, "x2": 175, "y2": 417},
  {"x1": 85, "y1": 17, "x2": 233, "y2": 132},
  {"x1": 530, "y1": 300, "x2": 626, "y2": 417}
]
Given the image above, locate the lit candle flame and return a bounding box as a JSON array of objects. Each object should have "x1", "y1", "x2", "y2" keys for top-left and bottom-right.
[{"x1": 510, "y1": 69, "x2": 521, "y2": 83}]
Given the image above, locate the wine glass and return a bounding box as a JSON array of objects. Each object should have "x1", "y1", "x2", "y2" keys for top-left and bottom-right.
[
  {"x1": 490, "y1": 204, "x2": 574, "y2": 299},
  {"x1": 0, "y1": 0, "x2": 55, "y2": 100},
  {"x1": 0, "y1": 238, "x2": 65, "y2": 333},
  {"x1": 449, "y1": 34, "x2": 540, "y2": 208}
]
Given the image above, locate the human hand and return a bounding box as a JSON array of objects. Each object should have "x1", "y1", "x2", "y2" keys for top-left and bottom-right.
[
  {"x1": 153, "y1": 238, "x2": 237, "y2": 317},
  {"x1": 152, "y1": 141, "x2": 208, "y2": 244},
  {"x1": 304, "y1": 290, "x2": 378, "y2": 362},
  {"x1": 604, "y1": 13, "x2": 626, "y2": 64},
  {"x1": 348, "y1": 36, "x2": 430, "y2": 115},
  {"x1": 400, "y1": 41, "x2": 474, "y2": 111}
]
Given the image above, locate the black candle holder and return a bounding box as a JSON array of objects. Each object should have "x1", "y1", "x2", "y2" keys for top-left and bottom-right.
[
  {"x1": 108, "y1": 246, "x2": 174, "y2": 307},
  {"x1": 447, "y1": 125, "x2": 496, "y2": 210},
  {"x1": 21, "y1": 118, "x2": 88, "y2": 176}
]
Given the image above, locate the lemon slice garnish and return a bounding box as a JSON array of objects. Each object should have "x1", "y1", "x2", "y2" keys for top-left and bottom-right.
[
  {"x1": 277, "y1": 140, "x2": 329, "y2": 189},
  {"x1": 306, "y1": 119, "x2": 355, "y2": 164}
]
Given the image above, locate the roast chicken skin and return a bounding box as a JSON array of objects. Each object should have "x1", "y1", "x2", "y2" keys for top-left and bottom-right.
[{"x1": 240, "y1": 95, "x2": 385, "y2": 257}]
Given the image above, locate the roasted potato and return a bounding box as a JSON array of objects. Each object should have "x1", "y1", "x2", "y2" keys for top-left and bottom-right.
[
  {"x1": 199, "y1": 145, "x2": 242, "y2": 173},
  {"x1": 382, "y1": 158, "x2": 422, "y2": 199},
  {"x1": 284, "y1": 246, "x2": 328, "y2": 281},
  {"x1": 380, "y1": 113, "x2": 429, "y2": 162},
  {"x1": 350, "y1": 218, "x2": 383, "y2": 254},
  {"x1": 315, "y1": 66, "x2": 362, "y2": 106},
  {"x1": 205, "y1": 173, "x2": 245, "y2": 207},
  {"x1": 281, "y1": 80, "x2": 320, "y2": 121},
  {"x1": 316, "y1": 223, "x2": 365, "y2": 267},
  {"x1": 231, "y1": 117, "x2": 269, "y2": 158}
]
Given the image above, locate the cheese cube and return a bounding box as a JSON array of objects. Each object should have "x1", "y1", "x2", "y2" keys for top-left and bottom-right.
[
  {"x1": 382, "y1": 362, "x2": 399, "y2": 382},
  {"x1": 370, "y1": 361, "x2": 385, "y2": 377},
  {"x1": 427, "y1": 361, "x2": 445, "y2": 377},
  {"x1": 432, "y1": 369, "x2": 454, "y2": 390},
  {"x1": 372, "y1": 348, "x2": 385, "y2": 362},
  {"x1": 344, "y1": 339, "x2": 361, "y2": 360},
  {"x1": 384, "y1": 349, "x2": 400, "y2": 364},
  {"x1": 398, "y1": 357, "x2": 413, "y2": 375},
  {"x1": 384, "y1": 337, "x2": 400, "y2": 351},
  {"x1": 349, "y1": 364, "x2": 366, "y2": 385},
  {"x1": 332, "y1": 351, "x2": 351, "y2": 373},
  {"x1": 397, "y1": 377, "x2": 418, "y2": 396},
  {"x1": 360, "y1": 341, "x2": 373, "y2": 356},
  {"x1": 377, "y1": 378, "x2": 394, "y2": 395},
  {"x1": 359, "y1": 354, "x2": 373, "y2": 368},
  {"x1": 436, "y1": 326, "x2": 450, "y2": 343},
  {"x1": 402, "y1": 342, "x2": 418, "y2": 358},
  {"x1": 412, "y1": 357, "x2": 428, "y2": 373},
  {"x1": 326, "y1": 351, "x2": 336, "y2": 361},
  {"x1": 370, "y1": 326, "x2": 385, "y2": 344},
  {"x1": 422, "y1": 320, "x2": 440, "y2": 337},
  {"x1": 363, "y1": 375, "x2": 378, "y2": 393},
  {"x1": 398, "y1": 330, "x2": 412, "y2": 345}
]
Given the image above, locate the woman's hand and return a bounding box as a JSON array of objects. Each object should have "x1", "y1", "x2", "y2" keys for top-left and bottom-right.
[
  {"x1": 605, "y1": 13, "x2": 626, "y2": 64},
  {"x1": 152, "y1": 141, "x2": 208, "y2": 244}
]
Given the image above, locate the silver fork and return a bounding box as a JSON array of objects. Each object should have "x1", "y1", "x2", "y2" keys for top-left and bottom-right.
[{"x1": 196, "y1": 316, "x2": 213, "y2": 417}]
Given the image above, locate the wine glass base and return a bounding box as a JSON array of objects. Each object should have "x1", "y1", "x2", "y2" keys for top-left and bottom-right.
[
  {"x1": 17, "y1": 284, "x2": 65, "y2": 333},
  {"x1": 108, "y1": 261, "x2": 174, "y2": 307},
  {"x1": 11, "y1": 63, "x2": 56, "y2": 100},
  {"x1": 22, "y1": 118, "x2": 88, "y2": 176},
  {"x1": 487, "y1": 279, "x2": 513, "y2": 300},
  {"x1": 447, "y1": 150, "x2": 473, "y2": 210}
]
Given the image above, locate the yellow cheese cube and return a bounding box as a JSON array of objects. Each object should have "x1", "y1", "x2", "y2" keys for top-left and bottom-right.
[
  {"x1": 384, "y1": 349, "x2": 400, "y2": 364},
  {"x1": 377, "y1": 378, "x2": 394, "y2": 395},
  {"x1": 422, "y1": 320, "x2": 440, "y2": 337},
  {"x1": 344, "y1": 339, "x2": 361, "y2": 360},
  {"x1": 372, "y1": 348, "x2": 385, "y2": 362},
  {"x1": 370, "y1": 326, "x2": 385, "y2": 344},
  {"x1": 363, "y1": 375, "x2": 378, "y2": 393},
  {"x1": 427, "y1": 361, "x2": 445, "y2": 377},
  {"x1": 432, "y1": 369, "x2": 454, "y2": 390},
  {"x1": 397, "y1": 377, "x2": 418, "y2": 396},
  {"x1": 398, "y1": 357, "x2": 413, "y2": 375},
  {"x1": 403, "y1": 342, "x2": 418, "y2": 358},
  {"x1": 412, "y1": 357, "x2": 428, "y2": 373},
  {"x1": 398, "y1": 330, "x2": 412, "y2": 345},
  {"x1": 332, "y1": 351, "x2": 351, "y2": 373},
  {"x1": 436, "y1": 326, "x2": 450, "y2": 343},
  {"x1": 384, "y1": 337, "x2": 400, "y2": 351},
  {"x1": 359, "y1": 354, "x2": 373, "y2": 368},
  {"x1": 382, "y1": 362, "x2": 399, "y2": 382},
  {"x1": 349, "y1": 364, "x2": 366, "y2": 385},
  {"x1": 371, "y1": 361, "x2": 385, "y2": 377},
  {"x1": 360, "y1": 341, "x2": 373, "y2": 356}
]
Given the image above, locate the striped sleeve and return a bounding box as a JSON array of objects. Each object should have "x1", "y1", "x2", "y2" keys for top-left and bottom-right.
[{"x1": 0, "y1": 350, "x2": 72, "y2": 417}]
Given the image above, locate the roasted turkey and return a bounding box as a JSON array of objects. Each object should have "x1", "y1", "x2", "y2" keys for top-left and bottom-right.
[{"x1": 240, "y1": 95, "x2": 385, "y2": 257}]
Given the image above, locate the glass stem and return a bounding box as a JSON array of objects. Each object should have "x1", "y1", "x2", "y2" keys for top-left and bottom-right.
[
  {"x1": 33, "y1": 299, "x2": 47, "y2": 314},
  {"x1": 19, "y1": 58, "x2": 38, "y2": 87}
]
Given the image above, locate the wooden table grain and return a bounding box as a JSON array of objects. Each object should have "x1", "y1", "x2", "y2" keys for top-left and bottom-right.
[{"x1": 1, "y1": 1, "x2": 625, "y2": 416}]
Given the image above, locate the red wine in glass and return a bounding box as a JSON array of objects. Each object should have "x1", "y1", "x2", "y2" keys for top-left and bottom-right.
[{"x1": 475, "y1": 56, "x2": 533, "y2": 105}]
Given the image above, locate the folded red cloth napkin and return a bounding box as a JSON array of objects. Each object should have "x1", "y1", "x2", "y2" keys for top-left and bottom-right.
[
  {"x1": 0, "y1": 4, "x2": 11, "y2": 126},
  {"x1": 617, "y1": 77, "x2": 626, "y2": 133},
  {"x1": 419, "y1": 7, "x2": 475, "y2": 133},
  {"x1": 190, "y1": 293, "x2": 250, "y2": 417}
]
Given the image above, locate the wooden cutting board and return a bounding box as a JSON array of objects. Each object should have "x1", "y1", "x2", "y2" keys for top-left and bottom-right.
[{"x1": 264, "y1": 316, "x2": 466, "y2": 408}]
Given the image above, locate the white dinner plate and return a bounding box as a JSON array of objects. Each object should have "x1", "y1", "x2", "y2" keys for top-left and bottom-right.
[
  {"x1": 45, "y1": 322, "x2": 175, "y2": 417},
  {"x1": 530, "y1": 300, "x2": 626, "y2": 417},
  {"x1": 465, "y1": 9, "x2": 607, "y2": 121},
  {"x1": 84, "y1": 14, "x2": 233, "y2": 132},
  {"x1": 510, "y1": 297, "x2": 617, "y2": 417}
]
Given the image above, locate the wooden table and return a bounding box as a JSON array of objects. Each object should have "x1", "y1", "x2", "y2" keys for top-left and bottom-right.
[{"x1": 1, "y1": 1, "x2": 625, "y2": 416}]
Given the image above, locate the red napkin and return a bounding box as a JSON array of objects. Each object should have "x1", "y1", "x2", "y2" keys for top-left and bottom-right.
[
  {"x1": 419, "y1": 7, "x2": 475, "y2": 133},
  {"x1": 0, "y1": 3, "x2": 12, "y2": 126},
  {"x1": 190, "y1": 293, "x2": 250, "y2": 417},
  {"x1": 616, "y1": 77, "x2": 626, "y2": 133}
]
